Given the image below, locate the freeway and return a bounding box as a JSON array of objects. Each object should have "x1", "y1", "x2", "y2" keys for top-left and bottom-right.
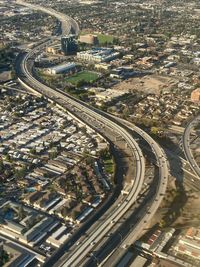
[
  {"x1": 182, "y1": 115, "x2": 200, "y2": 178},
  {"x1": 88, "y1": 118, "x2": 169, "y2": 267},
  {"x1": 16, "y1": 0, "x2": 80, "y2": 36},
  {"x1": 17, "y1": 46, "x2": 148, "y2": 266},
  {"x1": 14, "y1": 7, "x2": 168, "y2": 266}
]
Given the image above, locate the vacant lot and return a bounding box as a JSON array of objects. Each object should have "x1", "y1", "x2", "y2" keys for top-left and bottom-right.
[{"x1": 112, "y1": 74, "x2": 177, "y2": 95}]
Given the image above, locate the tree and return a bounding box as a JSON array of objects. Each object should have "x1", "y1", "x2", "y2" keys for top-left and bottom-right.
[
  {"x1": 5, "y1": 154, "x2": 11, "y2": 162},
  {"x1": 0, "y1": 159, "x2": 4, "y2": 172},
  {"x1": 18, "y1": 204, "x2": 26, "y2": 220},
  {"x1": 71, "y1": 210, "x2": 79, "y2": 220},
  {"x1": 61, "y1": 207, "x2": 69, "y2": 218},
  {"x1": 76, "y1": 79, "x2": 85, "y2": 88},
  {"x1": 14, "y1": 167, "x2": 26, "y2": 179},
  {"x1": 151, "y1": 126, "x2": 159, "y2": 135},
  {"x1": 30, "y1": 148, "x2": 36, "y2": 155}
]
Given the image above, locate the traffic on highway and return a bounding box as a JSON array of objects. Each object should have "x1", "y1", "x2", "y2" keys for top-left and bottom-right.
[
  {"x1": 183, "y1": 115, "x2": 200, "y2": 179},
  {"x1": 14, "y1": 3, "x2": 170, "y2": 267}
]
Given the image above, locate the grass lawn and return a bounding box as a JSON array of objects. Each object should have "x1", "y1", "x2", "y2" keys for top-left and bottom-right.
[
  {"x1": 66, "y1": 71, "x2": 99, "y2": 85},
  {"x1": 104, "y1": 158, "x2": 114, "y2": 175},
  {"x1": 97, "y1": 34, "x2": 114, "y2": 44}
]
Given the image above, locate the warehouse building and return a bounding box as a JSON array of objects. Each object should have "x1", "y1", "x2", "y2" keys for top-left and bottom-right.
[
  {"x1": 47, "y1": 62, "x2": 77, "y2": 75},
  {"x1": 79, "y1": 34, "x2": 99, "y2": 45}
]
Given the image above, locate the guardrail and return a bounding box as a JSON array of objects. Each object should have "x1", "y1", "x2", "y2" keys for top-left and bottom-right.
[
  {"x1": 183, "y1": 115, "x2": 200, "y2": 178},
  {"x1": 17, "y1": 46, "x2": 147, "y2": 267}
]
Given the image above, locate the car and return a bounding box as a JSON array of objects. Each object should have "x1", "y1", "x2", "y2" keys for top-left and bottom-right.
[{"x1": 90, "y1": 241, "x2": 96, "y2": 246}]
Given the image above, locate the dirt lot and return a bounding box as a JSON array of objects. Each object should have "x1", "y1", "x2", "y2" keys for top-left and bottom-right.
[
  {"x1": 152, "y1": 258, "x2": 183, "y2": 267},
  {"x1": 155, "y1": 177, "x2": 200, "y2": 229},
  {"x1": 147, "y1": 175, "x2": 200, "y2": 230},
  {"x1": 112, "y1": 74, "x2": 177, "y2": 95}
]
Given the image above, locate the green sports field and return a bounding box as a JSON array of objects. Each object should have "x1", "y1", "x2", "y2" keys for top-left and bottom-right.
[
  {"x1": 97, "y1": 34, "x2": 114, "y2": 44},
  {"x1": 66, "y1": 71, "x2": 99, "y2": 85}
]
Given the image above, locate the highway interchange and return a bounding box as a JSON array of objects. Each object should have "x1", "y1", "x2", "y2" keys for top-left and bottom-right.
[{"x1": 13, "y1": 1, "x2": 199, "y2": 266}]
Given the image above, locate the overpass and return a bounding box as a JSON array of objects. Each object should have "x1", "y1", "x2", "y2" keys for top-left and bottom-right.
[
  {"x1": 15, "y1": 8, "x2": 168, "y2": 267},
  {"x1": 17, "y1": 44, "x2": 147, "y2": 267},
  {"x1": 182, "y1": 115, "x2": 200, "y2": 178},
  {"x1": 85, "y1": 117, "x2": 168, "y2": 267}
]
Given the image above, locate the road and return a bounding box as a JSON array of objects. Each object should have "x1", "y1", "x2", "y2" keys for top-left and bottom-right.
[
  {"x1": 17, "y1": 46, "x2": 148, "y2": 267},
  {"x1": 16, "y1": 0, "x2": 80, "y2": 36},
  {"x1": 14, "y1": 7, "x2": 168, "y2": 267},
  {"x1": 182, "y1": 115, "x2": 200, "y2": 178},
  {"x1": 94, "y1": 117, "x2": 168, "y2": 267}
]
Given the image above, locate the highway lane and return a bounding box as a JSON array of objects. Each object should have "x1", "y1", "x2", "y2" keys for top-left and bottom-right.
[
  {"x1": 182, "y1": 115, "x2": 200, "y2": 178},
  {"x1": 17, "y1": 48, "x2": 148, "y2": 266},
  {"x1": 9, "y1": 3, "x2": 162, "y2": 266},
  {"x1": 11, "y1": 3, "x2": 197, "y2": 266},
  {"x1": 18, "y1": 49, "x2": 168, "y2": 266},
  {"x1": 15, "y1": 12, "x2": 168, "y2": 264},
  {"x1": 83, "y1": 171, "x2": 158, "y2": 267},
  {"x1": 94, "y1": 118, "x2": 168, "y2": 267}
]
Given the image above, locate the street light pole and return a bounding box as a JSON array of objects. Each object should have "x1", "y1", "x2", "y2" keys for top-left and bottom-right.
[{"x1": 91, "y1": 252, "x2": 99, "y2": 266}]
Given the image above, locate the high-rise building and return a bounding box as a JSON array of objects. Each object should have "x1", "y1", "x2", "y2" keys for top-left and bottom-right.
[{"x1": 61, "y1": 35, "x2": 77, "y2": 55}]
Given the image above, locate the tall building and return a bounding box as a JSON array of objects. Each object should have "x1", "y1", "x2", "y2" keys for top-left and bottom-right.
[{"x1": 61, "y1": 35, "x2": 77, "y2": 55}]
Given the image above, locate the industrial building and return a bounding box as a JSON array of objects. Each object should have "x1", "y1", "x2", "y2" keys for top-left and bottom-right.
[
  {"x1": 61, "y1": 35, "x2": 77, "y2": 55},
  {"x1": 47, "y1": 62, "x2": 77, "y2": 75},
  {"x1": 79, "y1": 34, "x2": 99, "y2": 45},
  {"x1": 77, "y1": 48, "x2": 120, "y2": 63}
]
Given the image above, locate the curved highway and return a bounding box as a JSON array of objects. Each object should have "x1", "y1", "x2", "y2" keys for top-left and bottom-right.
[
  {"x1": 116, "y1": 119, "x2": 168, "y2": 245},
  {"x1": 14, "y1": 4, "x2": 168, "y2": 265},
  {"x1": 183, "y1": 115, "x2": 200, "y2": 178},
  {"x1": 83, "y1": 118, "x2": 169, "y2": 267},
  {"x1": 17, "y1": 45, "x2": 147, "y2": 267},
  {"x1": 16, "y1": 0, "x2": 80, "y2": 36}
]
